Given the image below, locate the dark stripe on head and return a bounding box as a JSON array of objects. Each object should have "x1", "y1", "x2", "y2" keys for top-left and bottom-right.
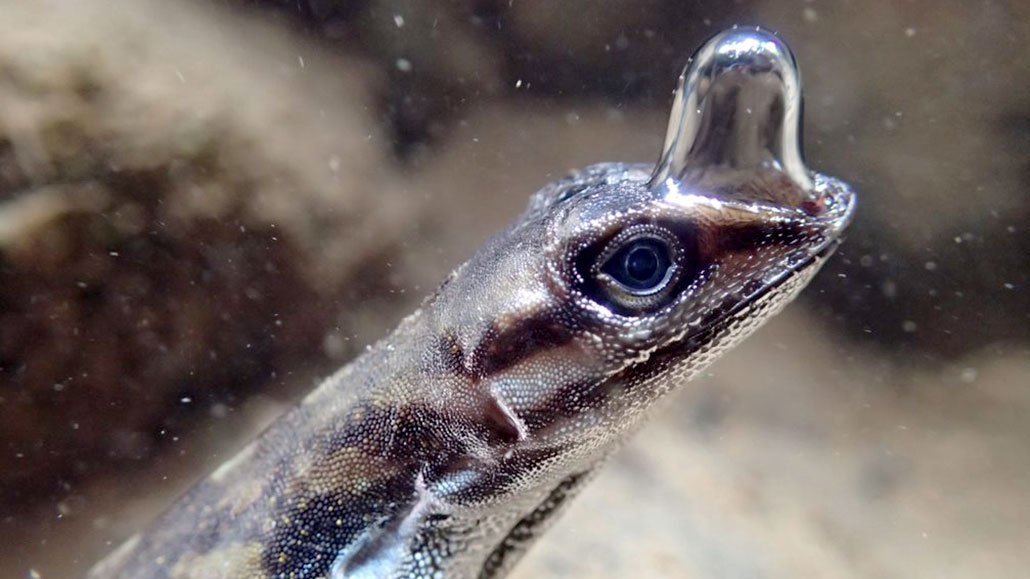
[
  {"x1": 702, "y1": 220, "x2": 809, "y2": 256},
  {"x1": 518, "y1": 377, "x2": 611, "y2": 435},
  {"x1": 470, "y1": 312, "x2": 573, "y2": 379}
]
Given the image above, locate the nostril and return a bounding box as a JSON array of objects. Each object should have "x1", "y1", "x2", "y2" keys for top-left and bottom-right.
[
  {"x1": 801, "y1": 183, "x2": 855, "y2": 219},
  {"x1": 801, "y1": 196, "x2": 827, "y2": 217}
]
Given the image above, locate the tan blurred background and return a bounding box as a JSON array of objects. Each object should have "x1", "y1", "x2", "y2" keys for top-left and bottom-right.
[{"x1": 0, "y1": 0, "x2": 1027, "y2": 577}]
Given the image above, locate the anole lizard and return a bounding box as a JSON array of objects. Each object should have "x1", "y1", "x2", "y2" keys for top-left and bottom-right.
[{"x1": 89, "y1": 27, "x2": 856, "y2": 579}]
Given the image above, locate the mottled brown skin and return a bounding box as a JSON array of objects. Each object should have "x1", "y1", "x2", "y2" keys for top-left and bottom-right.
[
  {"x1": 89, "y1": 29, "x2": 856, "y2": 579},
  {"x1": 89, "y1": 163, "x2": 853, "y2": 579}
]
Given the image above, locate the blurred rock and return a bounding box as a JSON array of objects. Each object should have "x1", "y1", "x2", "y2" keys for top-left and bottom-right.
[
  {"x1": 0, "y1": 0, "x2": 417, "y2": 511},
  {"x1": 355, "y1": 0, "x2": 506, "y2": 154},
  {"x1": 492, "y1": 0, "x2": 737, "y2": 98},
  {"x1": 235, "y1": 0, "x2": 743, "y2": 151},
  {"x1": 236, "y1": 0, "x2": 508, "y2": 155}
]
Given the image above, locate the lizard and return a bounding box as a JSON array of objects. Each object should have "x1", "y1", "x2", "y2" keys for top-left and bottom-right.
[{"x1": 87, "y1": 27, "x2": 856, "y2": 579}]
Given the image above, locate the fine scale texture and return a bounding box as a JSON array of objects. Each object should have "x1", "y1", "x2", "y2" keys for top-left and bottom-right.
[{"x1": 90, "y1": 27, "x2": 857, "y2": 579}]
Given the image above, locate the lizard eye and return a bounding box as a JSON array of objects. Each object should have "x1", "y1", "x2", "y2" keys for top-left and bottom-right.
[
  {"x1": 592, "y1": 228, "x2": 683, "y2": 313},
  {"x1": 602, "y1": 238, "x2": 672, "y2": 293}
]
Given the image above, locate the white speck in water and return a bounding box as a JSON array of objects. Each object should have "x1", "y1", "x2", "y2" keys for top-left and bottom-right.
[
  {"x1": 515, "y1": 79, "x2": 522, "y2": 88},
  {"x1": 803, "y1": 7, "x2": 818, "y2": 22},
  {"x1": 53, "y1": 383, "x2": 65, "y2": 392},
  {"x1": 396, "y1": 58, "x2": 412, "y2": 73},
  {"x1": 924, "y1": 261, "x2": 937, "y2": 271},
  {"x1": 902, "y1": 320, "x2": 918, "y2": 333},
  {"x1": 29, "y1": 570, "x2": 42, "y2": 579},
  {"x1": 565, "y1": 111, "x2": 581, "y2": 125},
  {"x1": 960, "y1": 367, "x2": 978, "y2": 384},
  {"x1": 329, "y1": 155, "x2": 341, "y2": 173},
  {"x1": 109, "y1": 251, "x2": 119, "y2": 257},
  {"x1": 323, "y1": 332, "x2": 347, "y2": 359},
  {"x1": 174, "y1": 68, "x2": 186, "y2": 83},
  {"x1": 905, "y1": 27, "x2": 917, "y2": 38},
  {"x1": 393, "y1": 14, "x2": 405, "y2": 28},
  {"x1": 1003, "y1": 282, "x2": 1015, "y2": 290},
  {"x1": 180, "y1": 396, "x2": 193, "y2": 404},
  {"x1": 298, "y1": 56, "x2": 305, "y2": 68}
]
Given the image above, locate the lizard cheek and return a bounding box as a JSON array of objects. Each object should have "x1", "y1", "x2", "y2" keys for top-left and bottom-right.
[{"x1": 483, "y1": 343, "x2": 606, "y2": 440}]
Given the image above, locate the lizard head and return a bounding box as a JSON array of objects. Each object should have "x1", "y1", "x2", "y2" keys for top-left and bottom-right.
[{"x1": 426, "y1": 28, "x2": 854, "y2": 500}]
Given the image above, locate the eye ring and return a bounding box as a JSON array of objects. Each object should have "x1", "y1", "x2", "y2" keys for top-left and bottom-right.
[{"x1": 591, "y1": 226, "x2": 684, "y2": 313}]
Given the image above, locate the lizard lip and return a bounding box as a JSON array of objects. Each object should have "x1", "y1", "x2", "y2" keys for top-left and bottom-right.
[
  {"x1": 680, "y1": 221, "x2": 846, "y2": 348},
  {"x1": 813, "y1": 176, "x2": 858, "y2": 238},
  {"x1": 813, "y1": 234, "x2": 845, "y2": 263}
]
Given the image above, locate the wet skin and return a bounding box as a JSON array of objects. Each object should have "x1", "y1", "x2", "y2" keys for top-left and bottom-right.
[{"x1": 89, "y1": 27, "x2": 856, "y2": 579}]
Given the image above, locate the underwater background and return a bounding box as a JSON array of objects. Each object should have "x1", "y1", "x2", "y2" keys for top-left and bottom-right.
[{"x1": 0, "y1": 1, "x2": 1027, "y2": 577}]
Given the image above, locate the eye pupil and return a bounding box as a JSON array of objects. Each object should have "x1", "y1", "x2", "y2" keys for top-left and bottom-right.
[
  {"x1": 625, "y1": 245, "x2": 660, "y2": 285},
  {"x1": 601, "y1": 237, "x2": 674, "y2": 294}
]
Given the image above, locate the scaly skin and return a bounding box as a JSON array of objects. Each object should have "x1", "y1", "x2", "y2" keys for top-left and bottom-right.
[{"x1": 88, "y1": 28, "x2": 856, "y2": 579}]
